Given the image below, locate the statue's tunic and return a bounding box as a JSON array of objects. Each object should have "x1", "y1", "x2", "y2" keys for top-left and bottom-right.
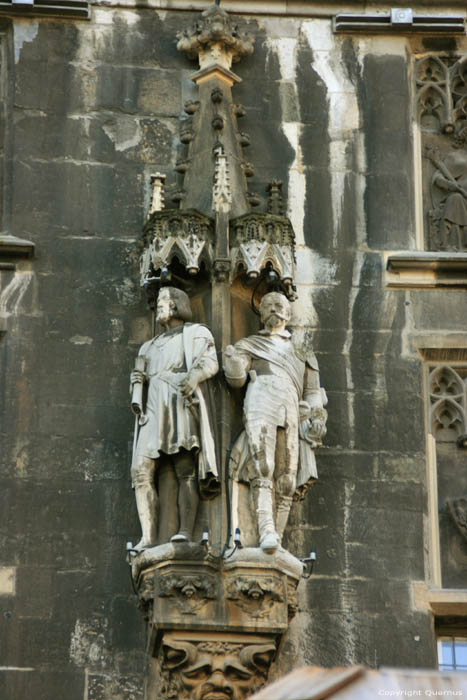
[{"x1": 133, "y1": 323, "x2": 219, "y2": 495}]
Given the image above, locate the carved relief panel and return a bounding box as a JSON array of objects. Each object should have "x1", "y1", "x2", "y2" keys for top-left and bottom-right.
[{"x1": 416, "y1": 55, "x2": 467, "y2": 251}]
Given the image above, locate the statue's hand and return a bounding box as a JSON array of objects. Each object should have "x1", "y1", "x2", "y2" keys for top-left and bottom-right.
[
  {"x1": 310, "y1": 418, "x2": 327, "y2": 440},
  {"x1": 299, "y1": 400, "x2": 311, "y2": 421},
  {"x1": 299, "y1": 408, "x2": 328, "y2": 445},
  {"x1": 131, "y1": 369, "x2": 146, "y2": 385},
  {"x1": 299, "y1": 419, "x2": 318, "y2": 447},
  {"x1": 223, "y1": 345, "x2": 246, "y2": 377},
  {"x1": 180, "y1": 371, "x2": 199, "y2": 399}
]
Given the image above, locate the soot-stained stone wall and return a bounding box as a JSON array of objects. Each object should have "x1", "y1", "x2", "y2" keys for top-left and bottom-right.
[{"x1": 1, "y1": 4, "x2": 462, "y2": 698}]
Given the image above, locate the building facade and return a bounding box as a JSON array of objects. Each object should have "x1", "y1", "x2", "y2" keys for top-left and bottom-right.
[{"x1": 1, "y1": 1, "x2": 467, "y2": 698}]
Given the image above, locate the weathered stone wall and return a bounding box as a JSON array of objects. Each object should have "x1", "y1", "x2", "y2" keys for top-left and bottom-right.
[{"x1": 2, "y1": 3, "x2": 467, "y2": 697}]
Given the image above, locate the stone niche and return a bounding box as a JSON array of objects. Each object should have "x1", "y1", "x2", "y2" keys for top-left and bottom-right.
[{"x1": 428, "y1": 361, "x2": 467, "y2": 588}]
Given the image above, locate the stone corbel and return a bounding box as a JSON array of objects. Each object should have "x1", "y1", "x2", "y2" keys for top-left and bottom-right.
[
  {"x1": 157, "y1": 631, "x2": 276, "y2": 700},
  {"x1": 213, "y1": 257, "x2": 231, "y2": 282}
]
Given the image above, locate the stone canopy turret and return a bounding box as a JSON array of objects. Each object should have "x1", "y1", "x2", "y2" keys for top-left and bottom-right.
[
  {"x1": 140, "y1": 4, "x2": 297, "y2": 300},
  {"x1": 174, "y1": 3, "x2": 254, "y2": 219}
]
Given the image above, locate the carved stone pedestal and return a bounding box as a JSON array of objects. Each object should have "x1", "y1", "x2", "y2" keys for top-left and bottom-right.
[{"x1": 131, "y1": 543, "x2": 302, "y2": 700}]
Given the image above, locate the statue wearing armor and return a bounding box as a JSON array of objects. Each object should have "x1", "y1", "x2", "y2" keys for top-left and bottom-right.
[{"x1": 224, "y1": 292, "x2": 327, "y2": 552}]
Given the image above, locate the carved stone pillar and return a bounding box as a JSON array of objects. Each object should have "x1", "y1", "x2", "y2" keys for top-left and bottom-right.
[{"x1": 127, "y1": 6, "x2": 324, "y2": 698}]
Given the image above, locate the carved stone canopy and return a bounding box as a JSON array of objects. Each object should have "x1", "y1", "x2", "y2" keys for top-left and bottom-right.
[
  {"x1": 140, "y1": 208, "x2": 215, "y2": 284},
  {"x1": 137, "y1": 5, "x2": 298, "y2": 296},
  {"x1": 230, "y1": 211, "x2": 297, "y2": 298}
]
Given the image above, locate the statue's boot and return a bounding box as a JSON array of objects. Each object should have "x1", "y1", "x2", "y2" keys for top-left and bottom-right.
[
  {"x1": 171, "y1": 476, "x2": 199, "y2": 542},
  {"x1": 134, "y1": 484, "x2": 158, "y2": 550},
  {"x1": 275, "y1": 494, "x2": 293, "y2": 544},
  {"x1": 251, "y1": 478, "x2": 280, "y2": 553}
]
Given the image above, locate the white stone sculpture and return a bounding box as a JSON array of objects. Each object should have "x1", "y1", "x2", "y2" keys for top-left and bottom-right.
[
  {"x1": 130, "y1": 286, "x2": 219, "y2": 549},
  {"x1": 223, "y1": 292, "x2": 327, "y2": 552}
]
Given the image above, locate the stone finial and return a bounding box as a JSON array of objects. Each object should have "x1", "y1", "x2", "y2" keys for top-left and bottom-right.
[
  {"x1": 150, "y1": 173, "x2": 166, "y2": 214},
  {"x1": 213, "y1": 146, "x2": 232, "y2": 213},
  {"x1": 177, "y1": 4, "x2": 254, "y2": 71},
  {"x1": 267, "y1": 180, "x2": 284, "y2": 216}
]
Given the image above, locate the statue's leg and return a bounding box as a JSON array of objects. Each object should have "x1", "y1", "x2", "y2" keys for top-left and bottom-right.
[
  {"x1": 247, "y1": 419, "x2": 279, "y2": 552},
  {"x1": 171, "y1": 449, "x2": 199, "y2": 543},
  {"x1": 250, "y1": 477, "x2": 278, "y2": 552},
  {"x1": 131, "y1": 456, "x2": 158, "y2": 550},
  {"x1": 275, "y1": 426, "x2": 298, "y2": 542}
]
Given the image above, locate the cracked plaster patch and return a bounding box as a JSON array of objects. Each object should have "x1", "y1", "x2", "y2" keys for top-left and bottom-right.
[
  {"x1": 103, "y1": 118, "x2": 142, "y2": 152},
  {"x1": 14, "y1": 20, "x2": 39, "y2": 64},
  {"x1": 70, "y1": 618, "x2": 110, "y2": 669}
]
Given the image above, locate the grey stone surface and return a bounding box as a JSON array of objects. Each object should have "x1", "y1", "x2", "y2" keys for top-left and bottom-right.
[{"x1": 1, "y1": 4, "x2": 462, "y2": 698}]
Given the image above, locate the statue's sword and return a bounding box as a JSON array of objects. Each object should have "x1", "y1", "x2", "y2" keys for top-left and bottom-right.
[{"x1": 131, "y1": 356, "x2": 147, "y2": 465}]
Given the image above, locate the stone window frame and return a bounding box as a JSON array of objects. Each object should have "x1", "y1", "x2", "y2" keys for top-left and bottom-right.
[{"x1": 413, "y1": 347, "x2": 467, "y2": 616}]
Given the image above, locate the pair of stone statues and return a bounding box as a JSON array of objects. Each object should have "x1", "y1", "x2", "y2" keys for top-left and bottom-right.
[{"x1": 130, "y1": 286, "x2": 327, "y2": 553}]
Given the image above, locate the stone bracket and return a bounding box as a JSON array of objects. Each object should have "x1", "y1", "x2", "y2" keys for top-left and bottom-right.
[{"x1": 131, "y1": 544, "x2": 302, "y2": 661}]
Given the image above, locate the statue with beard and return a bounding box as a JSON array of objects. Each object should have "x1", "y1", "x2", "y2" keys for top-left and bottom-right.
[{"x1": 223, "y1": 292, "x2": 327, "y2": 552}]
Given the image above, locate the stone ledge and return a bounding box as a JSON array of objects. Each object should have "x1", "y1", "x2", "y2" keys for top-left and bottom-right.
[
  {"x1": 0, "y1": 234, "x2": 34, "y2": 259},
  {"x1": 91, "y1": 1, "x2": 467, "y2": 19},
  {"x1": 385, "y1": 252, "x2": 467, "y2": 288},
  {"x1": 413, "y1": 581, "x2": 467, "y2": 614},
  {"x1": 0, "y1": 0, "x2": 89, "y2": 19}
]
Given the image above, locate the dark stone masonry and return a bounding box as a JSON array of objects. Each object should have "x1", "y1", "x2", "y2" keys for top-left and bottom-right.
[{"x1": 1, "y1": 2, "x2": 467, "y2": 698}]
